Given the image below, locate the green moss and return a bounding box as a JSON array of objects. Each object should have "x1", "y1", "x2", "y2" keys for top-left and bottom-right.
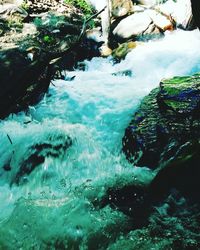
[
  {"x1": 161, "y1": 74, "x2": 200, "y2": 96},
  {"x1": 162, "y1": 75, "x2": 200, "y2": 90},
  {"x1": 43, "y1": 35, "x2": 55, "y2": 44},
  {"x1": 163, "y1": 100, "x2": 190, "y2": 110}
]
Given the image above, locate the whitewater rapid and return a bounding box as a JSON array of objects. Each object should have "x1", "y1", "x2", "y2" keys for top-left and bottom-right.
[{"x1": 0, "y1": 29, "x2": 200, "y2": 249}]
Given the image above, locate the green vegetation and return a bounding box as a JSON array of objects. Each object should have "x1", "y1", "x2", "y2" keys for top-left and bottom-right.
[
  {"x1": 43, "y1": 35, "x2": 55, "y2": 44},
  {"x1": 65, "y1": 0, "x2": 94, "y2": 17},
  {"x1": 21, "y1": 1, "x2": 31, "y2": 11}
]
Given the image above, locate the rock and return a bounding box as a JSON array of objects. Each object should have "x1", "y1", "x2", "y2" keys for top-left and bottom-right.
[
  {"x1": 0, "y1": 127, "x2": 72, "y2": 185},
  {"x1": 113, "y1": 12, "x2": 152, "y2": 41},
  {"x1": 26, "y1": 0, "x2": 83, "y2": 16},
  {"x1": 156, "y1": 0, "x2": 195, "y2": 30},
  {"x1": 0, "y1": 0, "x2": 23, "y2": 5},
  {"x1": 122, "y1": 73, "x2": 200, "y2": 169},
  {"x1": 158, "y1": 74, "x2": 200, "y2": 115},
  {"x1": 149, "y1": 140, "x2": 200, "y2": 202},
  {"x1": 100, "y1": 184, "x2": 150, "y2": 225},
  {"x1": 112, "y1": 9, "x2": 169, "y2": 41},
  {"x1": 146, "y1": 9, "x2": 174, "y2": 31},
  {"x1": 99, "y1": 44, "x2": 112, "y2": 57},
  {"x1": 191, "y1": 0, "x2": 200, "y2": 29},
  {"x1": 136, "y1": 0, "x2": 158, "y2": 6},
  {"x1": 112, "y1": 41, "x2": 137, "y2": 61},
  {"x1": 0, "y1": 3, "x2": 28, "y2": 20},
  {"x1": 174, "y1": 0, "x2": 194, "y2": 30},
  {"x1": 0, "y1": 47, "x2": 52, "y2": 119},
  {"x1": 86, "y1": 28, "x2": 104, "y2": 43},
  {"x1": 111, "y1": 0, "x2": 133, "y2": 18},
  {"x1": 0, "y1": 5, "x2": 90, "y2": 118},
  {"x1": 112, "y1": 69, "x2": 133, "y2": 77},
  {"x1": 86, "y1": 0, "x2": 133, "y2": 45}
]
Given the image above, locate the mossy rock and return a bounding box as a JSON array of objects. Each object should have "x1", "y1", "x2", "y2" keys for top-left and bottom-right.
[
  {"x1": 158, "y1": 73, "x2": 200, "y2": 114},
  {"x1": 112, "y1": 41, "x2": 137, "y2": 61},
  {"x1": 122, "y1": 72, "x2": 200, "y2": 169}
]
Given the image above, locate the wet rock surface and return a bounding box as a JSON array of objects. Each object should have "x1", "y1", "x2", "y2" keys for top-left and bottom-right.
[
  {"x1": 0, "y1": 47, "x2": 52, "y2": 119},
  {"x1": 0, "y1": 1, "x2": 86, "y2": 119},
  {"x1": 0, "y1": 127, "x2": 72, "y2": 185},
  {"x1": 122, "y1": 73, "x2": 200, "y2": 209},
  {"x1": 123, "y1": 73, "x2": 200, "y2": 169}
]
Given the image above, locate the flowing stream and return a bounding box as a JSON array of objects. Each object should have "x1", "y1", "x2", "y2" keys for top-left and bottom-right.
[{"x1": 0, "y1": 29, "x2": 200, "y2": 249}]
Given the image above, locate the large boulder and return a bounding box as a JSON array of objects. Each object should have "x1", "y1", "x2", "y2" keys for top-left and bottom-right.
[
  {"x1": 113, "y1": 12, "x2": 152, "y2": 41},
  {"x1": 122, "y1": 73, "x2": 200, "y2": 169},
  {"x1": 157, "y1": 0, "x2": 195, "y2": 30},
  {"x1": 112, "y1": 9, "x2": 173, "y2": 41}
]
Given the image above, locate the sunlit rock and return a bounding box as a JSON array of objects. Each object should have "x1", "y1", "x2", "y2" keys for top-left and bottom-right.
[
  {"x1": 156, "y1": 0, "x2": 195, "y2": 30},
  {"x1": 146, "y1": 9, "x2": 174, "y2": 31},
  {"x1": 86, "y1": 28, "x2": 104, "y2": 43},
  {"x1": 111, "y1": 0, "x2": 133, "y2": 18},
  {"x1": 113, "y1": 12, "x2": 152, "y2": 40},
  {"x1": 0, "y1": 2, "x2": 28, "y2": 23},
  {"x1": 112, "y1": 41, "x2": 137, "y2": 61},
  {"x1": 99, "y1": 44, "x2": 112, "y2": 57},
  {"x1": 0, "y1": 0, "x2": 23, "y2": 5}
]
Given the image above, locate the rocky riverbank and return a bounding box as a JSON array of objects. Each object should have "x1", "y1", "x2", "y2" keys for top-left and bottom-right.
[
  {"x1": 0, "y1": 0, "x2": 98, "y2": 119},
  {"x1": 0, "y1": 0, "x2": 198, "y2": 119}
]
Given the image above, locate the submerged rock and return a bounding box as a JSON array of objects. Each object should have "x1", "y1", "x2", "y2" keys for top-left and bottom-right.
[
  {"x1": 0, "y1": 127, "x2": 72, "y2": 185},
  {"x1": 122, "y1": 73, "x2": 200, "y2": 169},
  {"x1": 99, "y1": 183, "x2": 150, "y2": 226}
]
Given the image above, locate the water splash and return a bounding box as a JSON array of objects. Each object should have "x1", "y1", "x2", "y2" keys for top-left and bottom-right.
[{"x1": 0, "y1": 29, "x2": 200, "y2": 249}]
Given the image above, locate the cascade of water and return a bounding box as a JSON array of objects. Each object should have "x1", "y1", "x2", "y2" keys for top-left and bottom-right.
[{"x1": 0, "y1": 29, "x2": 200, "y2": 248}]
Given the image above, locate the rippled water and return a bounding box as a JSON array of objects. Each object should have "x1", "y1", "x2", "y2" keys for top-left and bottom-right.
[{"x1": 0, "y1": 29, "x2": 200, "y2": 249}]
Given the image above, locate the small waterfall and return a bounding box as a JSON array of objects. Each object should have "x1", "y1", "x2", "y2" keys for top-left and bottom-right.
[{"x1": 0, "y1": 29, "x2": 200, "y2": 249}]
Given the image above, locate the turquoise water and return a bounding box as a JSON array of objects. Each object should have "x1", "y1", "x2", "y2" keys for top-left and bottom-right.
[{"x1": 0, "y1": 29, "x2": 200, "y2": 249}]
